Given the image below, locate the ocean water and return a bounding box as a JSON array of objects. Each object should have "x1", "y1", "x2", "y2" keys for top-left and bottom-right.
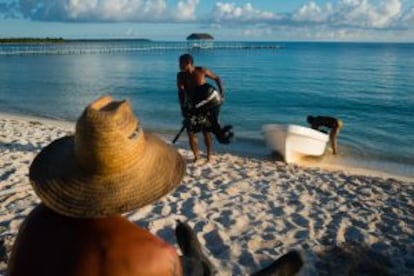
[{"x1": 0, "y1": 41, "x2": 413, "y2": 177}]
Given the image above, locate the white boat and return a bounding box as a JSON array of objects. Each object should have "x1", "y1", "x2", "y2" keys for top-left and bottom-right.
[{"x1": 262, "y1": 124, "x2": 329, "y2": 163}]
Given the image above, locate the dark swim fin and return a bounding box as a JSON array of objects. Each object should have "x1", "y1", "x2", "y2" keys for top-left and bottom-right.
[
  {"x1": 214, "y1": 125, "x2": 234, "y2": 144},
  {"x1": 175, "y1": 220, "x2": 215, "y2": 276},
  {"x1": 222, "y1": 125, "x2": 233, "y2": 132},
  {"x1": 251, "y1": 251, "x2": 303, "y2": 276}
]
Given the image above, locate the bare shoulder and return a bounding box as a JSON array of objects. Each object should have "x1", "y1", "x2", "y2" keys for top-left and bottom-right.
[
  {"x1": 195, "y1": 66, "x2": 207, "y2": 73},
  {"x1": 9, "y1": 207, "x2": 181, "y2": 276},
  {"x1": 102, "y1": 218, "x2": 182, "y2": 275}
]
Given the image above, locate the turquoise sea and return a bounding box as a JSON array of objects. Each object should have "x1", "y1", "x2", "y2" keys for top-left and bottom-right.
[{"x1": 0, "y1": 41, "x2": 413, "y2": 177}]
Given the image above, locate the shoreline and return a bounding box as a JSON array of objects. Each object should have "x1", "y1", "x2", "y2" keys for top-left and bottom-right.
[
  {"x1": 0, "y1": 112, "x2": 413, "y2": 274},
  {"x1": 298, "y1": 160, "x2": 413, "y2": 183},
  {"x1": 1, "y1": 111, "x2": 412, "y2": 182},
  {"x1": 0, "y1": 111, "x2": 75, "y2": 130}
]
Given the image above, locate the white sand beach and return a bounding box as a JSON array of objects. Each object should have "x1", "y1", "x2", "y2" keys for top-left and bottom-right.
[{"x1": 0, "y1": 113, "x2": 413, "y2": 275}]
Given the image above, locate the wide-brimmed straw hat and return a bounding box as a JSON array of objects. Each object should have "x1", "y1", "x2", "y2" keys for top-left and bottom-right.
[{"x1": 29, "y1": 95, "x2": 186, "y2": 218}]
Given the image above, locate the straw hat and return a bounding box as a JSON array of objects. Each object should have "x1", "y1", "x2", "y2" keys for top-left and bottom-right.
[{"x1": 29, "y1": 95, "x2": 186, "y2": 218}]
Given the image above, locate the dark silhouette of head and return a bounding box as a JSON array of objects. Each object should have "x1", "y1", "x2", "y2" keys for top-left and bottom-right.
[{"x1": 179, "y1": 54, "x2": 193, "y2": 65}]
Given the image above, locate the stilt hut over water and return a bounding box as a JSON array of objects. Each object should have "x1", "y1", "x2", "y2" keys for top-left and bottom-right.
[{"x1": 186, "y1": 33, "x2": 214, "y2": 49}]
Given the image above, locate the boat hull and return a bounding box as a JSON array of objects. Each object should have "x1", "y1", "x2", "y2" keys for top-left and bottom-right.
[{"x1": 262, "y1": 124, "x2": 329, "y2": 163}]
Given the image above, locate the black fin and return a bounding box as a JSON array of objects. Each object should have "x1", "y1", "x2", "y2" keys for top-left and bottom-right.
[
  {"x1": 214, "y1": 125, "x2": 234, "y2": 144},
  {"x1": 251, "y1": 251, "x2": 303, "y2": 276},
  {"x1": 175, "y1": 220, "x2": 215, "y2": 276}
]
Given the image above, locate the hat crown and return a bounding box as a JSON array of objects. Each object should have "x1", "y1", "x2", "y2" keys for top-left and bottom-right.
[{"x1": 74, "y1": 96, "x2": 145, "y2": 174}]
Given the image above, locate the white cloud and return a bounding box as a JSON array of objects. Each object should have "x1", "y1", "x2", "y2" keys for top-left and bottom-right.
[
  {"x1": 65, "y1": 0, "x2": 169, "y2": 21},
  {"x1": 292, "y1": 2, "x2": 333, "y2": 23},
  {"x1": 209, "y1": 0, "x2": 411, "y2": 40},
  {"x1": 65, "y1": 0, "x2": 98, "y2": 19},
  {"x1": 292, "y1": 0, "x2": 403, "y2": 29},
  {"x1": 402, "y1": 6, "x2": 414, "y2": 25},
  {"x1": 0, "y1": 0, "x2": 413, "y2": 41},
  {"x1": 212, "y1": 2, "x2": 280, "y2": 23},
  {"x1": 174, "y1": 0, "x2": 199, "y2": 21},
  {"x1": 243, "y1": 27, "x2": 273, "y2": 38},
  {"x1": 4, "y1": 0, "x2": 191, "y2": 22},
  {"x1": 1, "y1": 0, "x2": 411, "y2": 29}
]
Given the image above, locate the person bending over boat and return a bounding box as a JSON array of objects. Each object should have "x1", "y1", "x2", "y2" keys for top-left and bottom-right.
[
  {"x1": 307, "y1": 115, "x2": 344, "y2": 155},
  {"x1": 177, "y1": 53, "x2": 233, "y2": 162}
]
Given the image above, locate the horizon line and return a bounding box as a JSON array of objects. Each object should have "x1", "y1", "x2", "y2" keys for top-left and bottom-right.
[{"x1": 0, "y1": 37, "x2": 413, "y2": 44}]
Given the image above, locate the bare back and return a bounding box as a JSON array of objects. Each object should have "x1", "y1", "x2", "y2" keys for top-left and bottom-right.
[{"x1": 8, "y1": 204, "x2": 182, "y2": 276}]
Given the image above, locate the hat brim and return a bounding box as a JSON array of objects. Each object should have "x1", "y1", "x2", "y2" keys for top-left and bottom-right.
[{"x1": 29, "y1": 132, "x2": 186, "y2": 218}]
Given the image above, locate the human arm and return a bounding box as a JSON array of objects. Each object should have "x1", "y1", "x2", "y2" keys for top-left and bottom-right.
[
  {"x1": 176, "y1": 73, "x2": 187, "y2": 116},
  {"x1": 204, "y1": 68, "x2": 224, "y2": 98}
]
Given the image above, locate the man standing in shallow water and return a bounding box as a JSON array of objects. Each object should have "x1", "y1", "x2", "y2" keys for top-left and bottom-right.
[{"x1": 177, "y1": 53, "x2": 225, "y2": 162}]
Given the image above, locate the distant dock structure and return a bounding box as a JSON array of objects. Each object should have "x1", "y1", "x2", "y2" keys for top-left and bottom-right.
[
  {"x1": 0, "y1": 38, "x2": 282, "y2": 56},
  {"x1": 186, "y1": 33, "x2": 214, "y2": 50},
  {"x1": 185, "y1": 33, "x2": 280, "y2": 51}
]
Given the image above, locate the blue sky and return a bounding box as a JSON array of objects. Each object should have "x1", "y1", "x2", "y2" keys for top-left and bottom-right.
[{"x1": 0, "y1": 0, "x2": 413, "y2": 41}]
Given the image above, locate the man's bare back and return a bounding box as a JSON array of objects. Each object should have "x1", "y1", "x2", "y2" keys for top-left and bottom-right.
[{"x1": 8, "y1": 204, "x2": 182, "y2": 276}]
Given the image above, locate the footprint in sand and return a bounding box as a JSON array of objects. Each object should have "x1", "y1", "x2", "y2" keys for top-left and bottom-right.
[
  {"x1": 180, "y1": 197, "x2": 197, "y2": 219},
  {"x1": 203, "y1": 229, "x2": 230, "y2": 258},
  {"x1": 238, "y1": 250, "x2": 256, "y2": 267},
  {"x1": 344, "y1": 226, "x2": 365, "y2": 243},
  {"x1": 291, "y1": 213, "x2": 309, "y2": 228}
]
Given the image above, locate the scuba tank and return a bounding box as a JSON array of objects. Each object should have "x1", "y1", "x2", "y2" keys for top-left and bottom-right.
[{"x1": 188, "y1": 83, "x2": 223, "y2": 114}]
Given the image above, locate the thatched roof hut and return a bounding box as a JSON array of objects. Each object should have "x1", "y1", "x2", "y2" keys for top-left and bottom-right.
[
  {"x1": 186, "y1": 33, "x2": 214, "y2": 40},
  {"x1": 186, "y1": 33, "x2": 214, "y2": 49}
]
